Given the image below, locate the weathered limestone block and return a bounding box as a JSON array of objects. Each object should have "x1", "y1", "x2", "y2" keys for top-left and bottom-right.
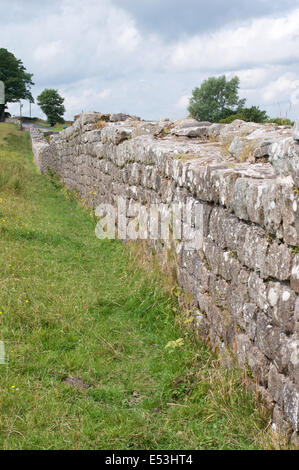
[
  {"x1": 286, "y1": 334, "x2": 299, "y2": 385},
  {"x1": 253, "y1": 141, "x2": 272, "y2": 159},
  {"x1": 263, "y1": 241, "x2": 292, "y2": 281},
  {"x1": 232, "y1": 177, "x2": 252, "y2": 221},
  {"x1": 219, "y1": 120, "x2": 261, "y2": 142},
  {"x1": 173, "y1": 118, "x2": 206, "y2": 129},
  {"x1": 259, "y1": 182, "x2": 284, "y2": 234},
  {"x1": 239, "y1": 225, "x2": 268, "y2": 275},
  {"x1": 267, "y1": 282, "x2": 296, "y2": 332},
  {"x1": 243, "y1": 303, "x2": 258, "y2": 340},
  {"x1": 247, "y1": 180, "x2": 282, "y2": 233},
  {"x1": 228, "y1": 125, "x2": 292, "y2": 163},
  {"x1": 197, "y1": 292, "x2": 234, "y2": 347},
  {"x1": 283, "y1": 379, "x2": 299, "y2": 432},
  {"x1": 208, "y1": 123, "x2": 226, "y2": 139},
  {"x1": 295, "y1": 296, "x2": 299, "y2": 333},
  {"x1": 208, "y1": 206, "x2": 228, "y2": 248},
  {"x1": 229, "y1": 136, "x2": 253, "y2": 161},
  {"x1": 209, "y1": 274, "x2": 229, "y2": 308},
  {"x1": 272, "y1": 404, "x2": 293, "y2": 435},
  {"x1": 127, "y1": 136, "x2": 156, "y2": 164},
  {"x1": 101, "y1": 125, "x2": 133, "y2": 145},
  {"x1": 220, "y1": 251, "x2": 241, "y2": 283},
  {"x1": 227, "y1": 278, "x2": 249, "y2": 328},
  {"x1": 74, "y1": 112, "x2": 104, "y2": 126},
  {"x1": 268, "y1": 363, "x2": 286, "y2": 407},
  {"x1": 291, "y1": 254, "x2": 299, "y2": 293},
  {"x1": 110, "y1": 113, "x2": 139, "y2": 122},
  {"x1": 181, "y1": 248, "x2": 195, "y2": 274},
  {"x1": 202, "y1": 239, "x2": 221, "y2": 275},
  {"x1": 236, "y1": 334, "x2": 270, "y2": 385},
  {"x1": 215, "y1": 168, "x2": 240, "y2": 207},
  {"x1": 256, "y1": 311, "x2": 289, "y2": 372},
  {"x1": 193, "y1": 255, "x2": 210, "y2": 293},
  {"x1": 232, "y1": 177, "x2": 285, "y2": 234},
  {"x1": 171, "y1": 126, "x2": 210, "y2": 139},
  {"x1": 200, "y1": 163, "x2": 232, "y2": 204},
  {"x1": 84, "y1": 129, "x2": 102, "y2": 143},
  {"x1": 282, "y1": 186, "x2": 299, "y2": 246},
  {"x1": 209, "y1": 207, "x2": 245, "y2": 255},
  {"x1": 293, "y1": 119, "x2": 299, "y2": 141},
  {"x1": 269, "y1": 138, "x2": 299, "y2": 186},
  {"x1": 132, "y1": 120, "x2": 171, "y2": 138}
]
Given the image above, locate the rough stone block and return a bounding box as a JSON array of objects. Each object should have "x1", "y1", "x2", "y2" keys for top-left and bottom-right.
[
  {"x1": 291, "y1": 254, "x2": 299, "y2": 293},
  {"x1": 236, "y1": 334, "x2": 270, "y2": 385},
  {"x1": 268, "y1": 363, "x2": 286, "y2": 407},
  {"x1": 269, "y1": 138, "x2": 299, "y2": 186},
  {"x1": 283, "y1": 380, "x2": 299, "y2": 432},
  {"x1": 293, "y1": 118, "x2": 299, "y2": 141}
]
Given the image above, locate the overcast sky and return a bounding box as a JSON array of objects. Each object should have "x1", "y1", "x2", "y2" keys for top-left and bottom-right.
[{"x1": 1, "y1": 0, "x2": 299, "y2": 121}]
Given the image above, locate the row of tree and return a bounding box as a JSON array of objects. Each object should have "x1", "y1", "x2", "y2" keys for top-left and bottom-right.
[
  {"x1": 188, "y1": 75, "x2": 292, "y2": 125},
  {"x1": 0, "y1": 48, "x2": 65, "y2": 126}
]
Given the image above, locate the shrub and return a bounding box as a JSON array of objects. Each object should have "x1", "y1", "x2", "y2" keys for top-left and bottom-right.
[
  {"x1": 219, "y1": 106, "x2": 268, "y2": 124},
  {"x1": 219, "y1": 114, "x2": 244, "y2": 124},
  {"x1": 267, "y1": 118, "x2": 294, "y2": 126}
]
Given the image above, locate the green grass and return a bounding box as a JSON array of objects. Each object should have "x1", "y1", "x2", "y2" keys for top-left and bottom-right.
[
  {"x1": 34, "y1": 119, "x2": 73, "y2": 131},
  {"x1": 0, "y1": 123, "x2": 283, "y2": 450}
]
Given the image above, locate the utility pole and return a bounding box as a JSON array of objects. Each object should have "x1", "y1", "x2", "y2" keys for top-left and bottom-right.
[{"x1": 19, "y1": 101, "x2": 23, "y2": 131}]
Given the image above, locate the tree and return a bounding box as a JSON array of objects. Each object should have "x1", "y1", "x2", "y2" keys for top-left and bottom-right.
[
  {"x1": 0, "y1": 48, "x2": 34, "y2": 122},
  {"x1": 220, "y1": 106, "x2": 269, "y2": 124},
  {"x1": 267, "y1": 117, "x2": 293, "y2": 126},
  {"x1": 188, "y1": 75, "x2": 246, "y2": 123},
  {"x1": 37, "y1": 89, "x2": 65, "y2": 126}
]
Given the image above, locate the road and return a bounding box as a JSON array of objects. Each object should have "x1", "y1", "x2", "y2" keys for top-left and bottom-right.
[{"x1": 21, "y1": 120, "x2": 54, "y2": 131}]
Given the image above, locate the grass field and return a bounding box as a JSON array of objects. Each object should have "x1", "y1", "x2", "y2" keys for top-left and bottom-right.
[{"x1": 0, "y1": 123, "x2": 287, "y2": 450}]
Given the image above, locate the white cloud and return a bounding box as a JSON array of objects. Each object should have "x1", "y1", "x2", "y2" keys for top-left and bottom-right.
[
  {"x1": 262, "y1": 74, "x2": 299, "y2": 103},
  {"x1": 2, "y1": 1, "x2": 299, "y2": 120},
  {"x1": 34, "y1": 41, "x2": 65, "y2": 64},
  {"x1": 229, "y1": 68, "x2": 272, "y2": 90},
  {"x1": 62, "y1": 86, "x2": 112, "y2": 115},
  {"x1": 169, "y1": 8, "x2": 299, "y2": 72},
  {"x1": 175, "y1": 95, "x2": 190, "y2": 109}
]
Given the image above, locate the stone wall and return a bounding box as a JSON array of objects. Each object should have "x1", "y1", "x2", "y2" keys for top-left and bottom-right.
[{"x1": 30, "y1": 112, "x2": 299, "y2": 438}]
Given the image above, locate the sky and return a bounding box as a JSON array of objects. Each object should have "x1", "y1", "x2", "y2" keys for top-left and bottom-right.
[{"x1": 1, "y1": 0, "x2": 299, "y2": 121}]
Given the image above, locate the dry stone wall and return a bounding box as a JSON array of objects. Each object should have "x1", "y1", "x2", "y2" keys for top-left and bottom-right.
[{"x1": 30, "y1": 112, "x2": 299, "y2": 438}]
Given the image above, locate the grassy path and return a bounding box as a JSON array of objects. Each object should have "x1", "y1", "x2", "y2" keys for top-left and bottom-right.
[{"x1": 0, "y1": 123, "x2": 275, "y2": 450}]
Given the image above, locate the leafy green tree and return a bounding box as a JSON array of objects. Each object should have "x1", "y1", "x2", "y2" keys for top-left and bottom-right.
[
  {"x1": 188, "y1": 75, "x2": 246, "y2": 123},
  {"x1": 267, "y1": 117, "x2": 293, "y2": 126},
  {"x1": 37, "y1": 89, "x2": 65, "y2": 126},
  {"x1": 241, "y1": 106, "x2": 268, "y2": 123},
  {"x1": 0, "y1": 48, "x2": 34, "y2": 122},
  {"x1": 220, "y1": 106, "x2": 269, "y2": 124}
]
